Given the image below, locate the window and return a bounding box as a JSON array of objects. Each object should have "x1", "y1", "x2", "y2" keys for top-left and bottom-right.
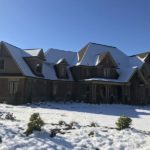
[
  {"x1": 58, "y1": 65, "x2": 68, "y2": 78},
  {"x1": 0, "y1": 59, "x2": 4, "y2": 71},
  {"x1": 36, "y1": 63, "x2": 42, "y2": 73},
  {"x1": 104, "y1": 68, "x2": 110, "y2": 78},
  {"x1": 8, "y1": 80, "x2": 19, "y2": 95},
  {"x1": 61, "y1": 67, "x2": 66, "y2": 76}
]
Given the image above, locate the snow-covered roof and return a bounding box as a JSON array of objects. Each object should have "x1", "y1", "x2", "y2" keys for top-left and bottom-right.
[
  {"x1": 2, "y1": 41, "x2": 36, "y2": 77},
  {"x1": 24, "y1": 49, "x2": 42, "y2": 56},
  {"x1": 42, "y1": 62, "x2": 73, "y2": 81},
  {"x1": 0, "y1": 41, "x2": 146, "y2": 83},
  {"x1": 45, "y1": 48, "x2": 78, "y2": 66},
  {"x1": 77, "y1": 42, "x2": 144, "y2": 83},
  {"x1": 76, "y1": 42, "x2": 130, "y2": 67}
]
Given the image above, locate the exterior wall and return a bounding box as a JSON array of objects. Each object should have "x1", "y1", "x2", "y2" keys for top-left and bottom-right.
[
  {"x1": 0, "y1": 44, "x2": 21, "y2": 74},
  {"x1": 0, "y1": 77, "x2": 25, "y2": 104},
  {"x1": 129, "y1": 72, "x2": 148, "y2": 105},
  {"x1": 140, "y1": 63, "x2": 150, "y2": 101},
  {"x1": 0, "y1": 75, "x2": 148, "y2": 105},
  {"x1": 23, "y1": 77, "x2": 52, "y2": 103}
]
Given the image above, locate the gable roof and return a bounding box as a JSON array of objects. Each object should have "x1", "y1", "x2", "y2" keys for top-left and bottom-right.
[
  {"x1": 95, "y1": 51, "x2": 118, "y2": 67},
  {"x1": 2, "y1": 41, "x2": 36, "y2": 77},
  {"x1": 77, "y1": 42, "x2": 144, "y2": 83},
  {"x1": 76, "y1": 42, "x2": 130, "y2": 67}
]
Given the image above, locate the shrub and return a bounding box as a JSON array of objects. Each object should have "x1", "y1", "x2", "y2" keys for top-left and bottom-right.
[
  {"x1": 58, "y1": 120, "x2": 67, "y2": 126},
  {"x1": 116, "y1": 115, "x2": 132, "y2": 130},
  {"x1": 5, "y1": 112, "x2": 16, "y2": 121},
  {"x1": 49, "y1": 129, "x2": 57, "y2": 138},
  {"x1": 25, "y1": 113, "x2": 44, "y2": 136},
  {"x1": 88, "y1": 131, "x2": 95, "y2": 137},
  {"x1": 90, "y1": 122, "x2": 97, "y2": 127}
]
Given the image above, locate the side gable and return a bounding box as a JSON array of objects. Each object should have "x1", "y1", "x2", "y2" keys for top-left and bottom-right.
[
  {"x1": 2, "y1": 42, "x2": 36, "y2": 77},
  {"x1": 0, "y1": 42, "x2": 22, "y2": 75}
]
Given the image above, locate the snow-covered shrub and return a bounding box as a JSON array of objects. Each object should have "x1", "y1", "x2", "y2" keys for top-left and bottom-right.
[
  {"x1": 90, "y1": 122, "x2": 97, "y2": 127},
  {"x1": 25, "y1": 113, "x2": 44, "y2": 136},
  {"x1": 49, "y1": 128, "x2": 63, "y2": 137},
  {"x1": 88, "y1": 131, "x2": 95, "y2": 137},
  {"x1": 58, "y1": 120, "x2": 67, "y2": 126},
  {"x1": 116, "y1": 115, "x2": 132, "y2": 130},
  {"x1": 49, "y1": 129, "x2": 57, "y2": 138},
  {"x1": 5, "y1": 112, "x2": 16, "y2": 121}
]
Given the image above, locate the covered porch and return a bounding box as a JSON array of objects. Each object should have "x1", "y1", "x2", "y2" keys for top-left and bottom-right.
[{"x1": 88, "y1": 81, "x2": 131, "y2": 104}]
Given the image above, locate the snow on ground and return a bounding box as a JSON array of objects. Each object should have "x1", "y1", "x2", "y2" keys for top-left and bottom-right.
[{"x1": 0, "y1": 102, "x2": 150, "y2": 150}]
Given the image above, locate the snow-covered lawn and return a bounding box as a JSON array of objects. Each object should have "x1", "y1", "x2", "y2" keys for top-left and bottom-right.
[{"x1": 0, "y1": 102, "x2": 150, "y2": 150}]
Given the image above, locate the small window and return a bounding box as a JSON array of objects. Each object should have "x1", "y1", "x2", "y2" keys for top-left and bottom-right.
[
  {"x1": 36, "y1": 64, "x2": 42, "y2": 73},
  {"x1": 0, "y1": 59, "x2": 4, "y2": 71},
  {"x1": 8, "y1": 81, "x2": 19, "y2": 95},
  {"x1": 104, "y1": 68, "x2": 110, "y2": 78},
  {"x1": 58, "y1": 65, "x2": 68, "y2": 78}
]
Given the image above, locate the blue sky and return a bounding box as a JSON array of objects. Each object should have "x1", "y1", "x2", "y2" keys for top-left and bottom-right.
[{"x1": 0, "y1": 0, "x2": 150, "y2": 55}]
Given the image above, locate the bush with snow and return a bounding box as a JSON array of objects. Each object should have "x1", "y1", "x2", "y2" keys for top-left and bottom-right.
[
  {"x1": 116, "y1": 115, "x2": 132, "y2": 130},
  {"x1": 90, "y1": 122, "x2": 97, "y2": 127},
  {"x1": 25, "y1": 113, "x2": 44, "y2": 136},
  {"x1": 88, "y1": 131, "x2": 95, "y2": 137},
  {"x1": 58, "y1": 120, "x2": 67, "y2": 126},
  {"x1": 5, "y1": 112, "x2": 16, "y2": 121}
]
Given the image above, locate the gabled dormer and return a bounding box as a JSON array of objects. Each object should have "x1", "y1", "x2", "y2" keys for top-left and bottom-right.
[
  {"x1": 23, "y1": 49, "x2": 45, "y2": 77},
  {"x1": 24, "y1": 49, "x2": 45, "y2": 60},
  {"x1": 96, "y1": 52, "x2": 119, "y2": 79},
  {"x1": 54, "y1": 58, "x2": 69, "y2": 79}
]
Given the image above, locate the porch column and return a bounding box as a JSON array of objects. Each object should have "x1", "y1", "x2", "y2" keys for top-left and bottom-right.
[
  {"x1": 105, "y1": 85, "x2": 110, "y2": 103},
  {"x1": 91, "y1": 84, "x2": 97, "y2": 103},
  {"x1": 126, "y1": 85, "x2": 130, "y2": 102},
  {"x1": 121, "y1": 86, "x2": 125, "y2": 103}
]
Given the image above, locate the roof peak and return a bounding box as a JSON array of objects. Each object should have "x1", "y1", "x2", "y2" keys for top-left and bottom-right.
[
  {"x1": 46, "y1": 48, "x2": 76, "y2": 55},
  {"x1": 88, "y1": 42, "x2": 116, "y2": 48}
]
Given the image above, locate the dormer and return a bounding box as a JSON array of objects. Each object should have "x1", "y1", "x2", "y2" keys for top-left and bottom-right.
[
  {"x1": 96, "y1": 52, "x2": 119, "y2": 79},
  {"x1": 23, "y1": 49, "x2": 45, "y2": 77},
  {"x1": 54, "y1": 58, "x2": 69, "y2": 79},
  {"x1": 96, "y1": 52, "x2": 118, "y2": 68}
]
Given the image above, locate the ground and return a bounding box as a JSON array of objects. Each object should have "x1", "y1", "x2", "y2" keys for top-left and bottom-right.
[{"x1": 0, "y1": 102, "x2": 150, "y2": 150}]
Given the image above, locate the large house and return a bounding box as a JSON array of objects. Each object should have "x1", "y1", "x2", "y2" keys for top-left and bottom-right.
[{"x1": 0, "y1": 41, "x2": 149, "y2": 105}]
